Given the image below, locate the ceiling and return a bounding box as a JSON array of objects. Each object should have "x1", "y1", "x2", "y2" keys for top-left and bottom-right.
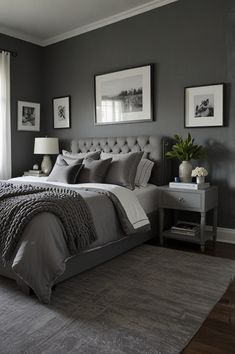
[{"x1": 0, "y1": 0, "x2": 177, "y2": 46}]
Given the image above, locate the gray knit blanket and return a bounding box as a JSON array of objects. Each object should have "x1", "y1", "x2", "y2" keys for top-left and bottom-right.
[{"x1": 0, "y1": 182, "x2": 97, "y2": 265}]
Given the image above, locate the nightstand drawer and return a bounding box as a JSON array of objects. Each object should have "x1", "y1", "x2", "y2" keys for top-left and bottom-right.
[{"x1": 161, "y1": 190, "x2": 202, "y2": 210}]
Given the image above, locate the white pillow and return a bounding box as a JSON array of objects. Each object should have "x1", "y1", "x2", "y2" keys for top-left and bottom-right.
[
  {"x1": 100, "y1": 152, "x2": 131, "y2": 161},
  {"x1": 62, "y1": 150, "x2": 101, "y2": 160},
  {"x1": 135, "y1": 159, "x2": 154, "y2": 187}
]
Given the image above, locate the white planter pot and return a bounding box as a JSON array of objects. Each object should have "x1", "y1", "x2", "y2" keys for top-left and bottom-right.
[
  {"x1": 196, "y1": 176, "x2": 205, "y2": 184},
  {"x1": 179, "y1": 160, "x2": 193, "y2": 183}
]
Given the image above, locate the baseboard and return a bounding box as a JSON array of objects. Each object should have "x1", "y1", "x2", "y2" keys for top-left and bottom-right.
[{"x1": 206, "y1": 226, "x2": 235, "y2": 244}]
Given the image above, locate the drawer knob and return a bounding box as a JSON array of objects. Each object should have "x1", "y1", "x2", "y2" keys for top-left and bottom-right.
[{"x1": 178, "y1": 197, "x2": 184, "y2": 202}]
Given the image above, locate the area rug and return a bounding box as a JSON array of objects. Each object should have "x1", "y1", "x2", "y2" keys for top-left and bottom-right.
[{"x1": 1, "y1": 245, "x2": 235, "y2": 354}]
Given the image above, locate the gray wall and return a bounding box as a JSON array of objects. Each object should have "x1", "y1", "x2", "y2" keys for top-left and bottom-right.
[
  {"x1": 43, "y1": 0, "x2": 235, "y2": 228},
  {"x1": 1, "y1": 0, "x2": 235, "y2": 228},
  {"x1": 0, "y1": 33, "x2": 44, "y2": 177}
]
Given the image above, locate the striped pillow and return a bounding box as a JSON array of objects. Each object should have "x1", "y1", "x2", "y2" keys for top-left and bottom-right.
[{"x1": 135, "y1": 159, "x2": 154, "y2": 187}]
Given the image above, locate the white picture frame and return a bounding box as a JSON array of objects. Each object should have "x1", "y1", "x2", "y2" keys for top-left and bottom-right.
[
  {"x1": 53, "y1": 96, "x2": 71, "y2": 129},
  {"x1": 185, "y1": 84, "x2": 224, "y2": 128},
  {"x1": 95, "y1": 65, "x2": 153, "y2": 125},
  {"x1": 17, "y1": 101, "x2": 40, "y2": 131}
]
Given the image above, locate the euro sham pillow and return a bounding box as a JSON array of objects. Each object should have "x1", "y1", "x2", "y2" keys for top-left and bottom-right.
[
  {"x1": 62, "y1": 150, "x2": 101, "y2": 160},
  {"x1": 77, "y1": 158, "x2": 112, "y2": 183},
  {"x1": 47, "y1": 162, "x2": 83, "y2": 184},
  {"x1": 56, "y1": 154, "x2": 83, "y2": 166},
  {"x1": 105, "y1": 151, "x2": 144, "y2": 190},
  {"x1": 135, "y1": 158, "x2": 154, "y2": 187}
]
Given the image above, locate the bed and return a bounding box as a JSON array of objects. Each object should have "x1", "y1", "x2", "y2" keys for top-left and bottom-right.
[{"x1": 0, "y1": 135, "x2": 171, "y2": 303}]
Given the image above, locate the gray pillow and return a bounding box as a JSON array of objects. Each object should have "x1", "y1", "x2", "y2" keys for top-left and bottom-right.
[
  {"x1": 135, "y1": 158, "x2": 154, "y2": 187},
  {"x1": 62, "y1": 150, "x2": 101, "y2": 160},
  {"x1": 47, "y1": 162, "x2": 83, "y2": 184},
  {"x1": 105, "y1": 152, "x2": 144, "y2": 190},
  {"x1": 56, "y1": 154, "x2": 83, "y2": 166},
  {"x1": 77, "y1": 158, "x2": 112, "y2": 183}
]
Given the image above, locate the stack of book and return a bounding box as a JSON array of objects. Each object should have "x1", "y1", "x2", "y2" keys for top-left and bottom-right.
[
  {"x1": 24, "y1": 170, "x2": 45, "y2": 177},
  {"x1": 169, "y1": 182, "x2": 210, "y2": 190},
  {"x1": 171, "y1": 222, "x2": 200, "y2": 237}
]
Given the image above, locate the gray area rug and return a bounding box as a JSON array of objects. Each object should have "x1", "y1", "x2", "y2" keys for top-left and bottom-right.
[{"x1": 1, "y1": 245, "x2": 235, "y2": 354}]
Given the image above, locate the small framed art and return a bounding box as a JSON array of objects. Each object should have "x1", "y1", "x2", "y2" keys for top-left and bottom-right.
[
  {"x1": 53, "y1": 95, "x2": 71, "y2": 129},
  {"x1": 95, "y1": 64, "x2": 153, "y2": 125},
  {"x1": 17, "y1": 101, "x2": 40, "y2": 131},
  {"x1": 185, "y1": 83, "x2": 224, "y2": 128}
]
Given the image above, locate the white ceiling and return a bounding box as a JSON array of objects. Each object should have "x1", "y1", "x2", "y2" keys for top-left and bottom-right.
[{"x1": 0, "y1": 0, "x2": 177, "y2": 46}]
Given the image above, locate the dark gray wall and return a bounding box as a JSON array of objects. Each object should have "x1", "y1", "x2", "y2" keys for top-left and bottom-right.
[
  {"x1": 1, "y1": 0, "x2": 235, "y2": 228},
  {"x1": 0, "y1": 33, "x2": 44, "y2": 176},
  {"x1": 43, "y1": 0, "x2": 235, "y2": 228}
]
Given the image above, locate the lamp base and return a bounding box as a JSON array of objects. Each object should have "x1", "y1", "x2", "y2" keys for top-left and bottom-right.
[{"x1": 41, "y1": 155, "x2": 52, "y2": 175}]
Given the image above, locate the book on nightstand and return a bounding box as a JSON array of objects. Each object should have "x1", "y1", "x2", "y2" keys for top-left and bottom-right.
[
  {"x1": 24, "y1": 170, "x2": 46, "y2": 177},
  {"x1": 169, "y1": 182, "x2": 210, "y2": 190},
  {"x1": 171, "y1": 222, "x2": 200, "y2": 237}
]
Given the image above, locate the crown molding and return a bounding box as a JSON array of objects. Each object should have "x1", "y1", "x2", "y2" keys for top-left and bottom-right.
[
  {"x1": 0, "y1": 26, "x2": 44, "y2": 46},
  {"x1": 0, "y1": 0, "x2": 178, "y2": 47},
  {"x1": 43, "y1": 0, "x2": 178, "y2": 46}
]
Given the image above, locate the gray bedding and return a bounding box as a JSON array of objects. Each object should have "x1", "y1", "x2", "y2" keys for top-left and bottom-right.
[{"x1": 1, "y1": 187, "x2": 126, "y2": 303}]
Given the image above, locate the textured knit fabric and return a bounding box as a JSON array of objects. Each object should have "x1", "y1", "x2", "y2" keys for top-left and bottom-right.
[{"x1": 0, "y1": 182, "x2": 97, "y2": 265}]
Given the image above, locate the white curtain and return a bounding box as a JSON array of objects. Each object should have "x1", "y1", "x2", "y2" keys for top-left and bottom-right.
[{"x1": 0, "y1": 52, "x2": 11, "y2": 179}]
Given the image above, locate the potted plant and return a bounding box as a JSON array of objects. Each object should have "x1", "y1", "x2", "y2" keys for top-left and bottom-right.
[
  {"x1": 191, "y1": 167, "x2": 208, "y2": 184},
  {"x1": 166, "y1": 134, "x2": 204, "y2": 183}
]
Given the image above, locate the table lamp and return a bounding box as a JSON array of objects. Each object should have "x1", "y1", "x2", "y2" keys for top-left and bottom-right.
[{"x1": 34, "y1": 137, "x2": 59, "y2": 175}]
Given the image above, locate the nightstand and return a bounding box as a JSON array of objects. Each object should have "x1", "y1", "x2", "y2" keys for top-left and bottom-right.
[{"x1": 158, "y1": 185, "x2": 218, "y2": 252}]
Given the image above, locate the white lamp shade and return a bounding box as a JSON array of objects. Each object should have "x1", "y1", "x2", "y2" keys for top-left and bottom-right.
[{"x1": 34, "y1": 137, "x2": 59, "y2": 155}]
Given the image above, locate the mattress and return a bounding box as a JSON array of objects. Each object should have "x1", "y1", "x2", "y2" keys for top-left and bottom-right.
[{"x1": 134, "y1": 184, "x2": 159, "y2": 214}]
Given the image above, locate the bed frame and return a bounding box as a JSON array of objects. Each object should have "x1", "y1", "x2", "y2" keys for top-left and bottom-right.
[{"x1": 0, "y1": 135, "x2": 171, "y2": 295}]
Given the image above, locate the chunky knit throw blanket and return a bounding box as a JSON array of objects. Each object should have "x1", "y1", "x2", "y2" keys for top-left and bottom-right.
[{"x1": 0, "y1": 182, "x2": 97, "y2": 265}]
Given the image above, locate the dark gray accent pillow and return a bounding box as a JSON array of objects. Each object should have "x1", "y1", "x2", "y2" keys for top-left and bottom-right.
[
  {"x1": 77, "y1": 158, "x2": 112, "y2": 183},
  {"x1": 56, "y1": 154, "x2": 83, "y2": 166},
  {"x1": 105, "y1": 151, "x2": 144, "y2": 190},
  {"x1": 47, "y1": 163, "x2": 83, "y2": 184}
]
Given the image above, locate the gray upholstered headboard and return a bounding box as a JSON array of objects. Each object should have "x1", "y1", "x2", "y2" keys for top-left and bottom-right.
[{"x1": 70, "y1": 136, "x2": 172, "y2": 186}]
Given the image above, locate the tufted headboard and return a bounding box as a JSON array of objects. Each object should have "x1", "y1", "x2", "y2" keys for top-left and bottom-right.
[{"x1": 70, "y1": 136, "x2": 172, "y2": 186}]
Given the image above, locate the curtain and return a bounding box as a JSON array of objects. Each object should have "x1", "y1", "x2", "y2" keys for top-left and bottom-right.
[{"x1": 0, "y1": 52, "x2": 11, "y2": 179}]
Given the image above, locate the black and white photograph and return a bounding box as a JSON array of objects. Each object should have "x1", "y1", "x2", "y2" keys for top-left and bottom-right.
[
  {"x1": 185, "y1": 84, "x2": 224, "y2": 127},
  {"x1": 194, "y1": 94, "x2": 214, "y2": 118},
  {"x1": 95, "y1": 65, "x2": 152, "y2": 124},
  {"x1": 17, "y1": 101, "x2": 40, "y2": 131},
  {"x1": 53, "y1": 96, "x2": 71, "y2": 129}
]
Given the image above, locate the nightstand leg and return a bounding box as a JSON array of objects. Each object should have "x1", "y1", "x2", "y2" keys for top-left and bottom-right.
[
  {"x1": 213, "y1": 207, "x2": 218, "y2": 242},
  {"x1": 200, "y1": 212, "x2": 206, "y2": 252},
  {"x1": 159, "y1": 208, "x2": 164, "y2": 245}
]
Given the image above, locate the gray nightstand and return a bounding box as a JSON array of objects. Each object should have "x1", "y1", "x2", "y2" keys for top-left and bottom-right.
[{"x1": 158, "y1": 185, "x2": 218, "y2": 252}]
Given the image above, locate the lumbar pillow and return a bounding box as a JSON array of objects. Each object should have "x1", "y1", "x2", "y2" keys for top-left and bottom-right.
[
  {"x1": 47, "y1": 162, "x2": 83, "y2": 184},
  {"x1": 62, "y1": 150, "x2": 101, "y2": 160},
  {"x1": 77, "y1": 158, "x2": 112, "y2": 183},
  {"x1": 135, "y1": 158, "x2": 154, "y2": 187},
  {"x1": 105, "y1": 151, "x2": 144, "y2": 190}
]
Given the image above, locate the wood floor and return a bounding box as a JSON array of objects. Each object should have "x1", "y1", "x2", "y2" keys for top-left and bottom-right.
[{"x1": 158, "y1": 240, "x2": 235, "y2": 354}]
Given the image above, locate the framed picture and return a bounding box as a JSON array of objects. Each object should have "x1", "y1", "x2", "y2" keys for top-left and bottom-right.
[
  {"x1": 53, "y1": 96, "x2": 71, "y2": 129},
  {"x1": 17, "y1": 101, "x2": 40, "y2": 131},
  {"x1": 185, "y1": 83, "x2": 224, "y2": 128},
  {"x1": 95, "y1": 64, "x2": 153, "y2": 125}
]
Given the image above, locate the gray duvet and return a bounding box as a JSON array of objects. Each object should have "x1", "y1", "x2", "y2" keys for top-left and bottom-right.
[{"x1": 3, "y1": 189, "x2": 124, "y2": 303}]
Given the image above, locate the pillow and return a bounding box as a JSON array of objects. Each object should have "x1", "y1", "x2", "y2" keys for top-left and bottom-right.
[
  {"x1": 47, "y1": 162, "x2": 83, "y2": 184},
  {"x1": 101, "y1": 152, "x2": 131, "y2": 161},
  {"x1": 62, "y1": 150, "x2": 101, "y2": 160},
  {"x1": 135, "y1": 159, "x2": 154, "y2": 187},
  {"x1": 56, "y1": 154, "x2": 83, "y2": 166},
  {"x1": 105, "y1": 152, "x2": 144, "y2": 190},
  {"x1": 77, "y1": 158, "x2": 112, "y2": 183}
]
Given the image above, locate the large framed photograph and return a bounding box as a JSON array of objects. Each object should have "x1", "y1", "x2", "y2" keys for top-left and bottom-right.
[
  {"x1": 95, "y1": 64, "x2": 153, "y2": 125},
  {"x1": 185, "y1": 84, "x2": 224, "y2": 128},
  {"x1": 53, "y1": 96, "x2": 71, "y2": 129},
  {"x1": 17, "y1": 101, "x2": 40, "y2": 131}
]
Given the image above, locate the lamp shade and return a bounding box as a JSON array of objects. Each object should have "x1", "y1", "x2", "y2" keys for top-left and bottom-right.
[{"x1": 34, "y1": 137, "x2": 59, "y2": 155}]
